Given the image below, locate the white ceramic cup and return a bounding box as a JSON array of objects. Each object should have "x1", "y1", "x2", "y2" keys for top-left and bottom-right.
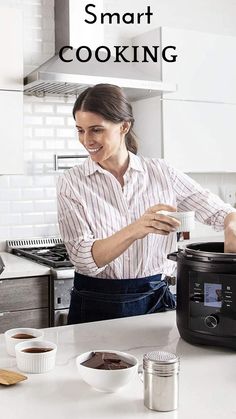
[
  {"x1": 76, "y1": 350, "x2": 139, "y2": 392},
  {"x1": 157, "y1": 210, "x2": 195, "y2": 232},
  {"x1": 15, "y1": 340, "x2": 57, "y2": 374},
  {"x1": 4, "y1": 327, "x2": 44, "y2": 357}
]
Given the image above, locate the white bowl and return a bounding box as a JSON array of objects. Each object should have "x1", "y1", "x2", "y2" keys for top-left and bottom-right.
[
  {"x1": 4, "y1": 327, "x2": 44, "y2": 357},
  {"x1": 157, "y1": 210, "x2": 195, "y2": 232},
  {"x1": 15, "y1": 340, "x2": 57, "y2": 374},
  {"x1": 76, "y1": 350, "x2": 138, "y2": 392}
]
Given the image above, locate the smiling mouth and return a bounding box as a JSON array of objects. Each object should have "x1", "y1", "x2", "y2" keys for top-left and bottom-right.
[{"x1": 87, "y1": 146, "x2": 103, "y2": 155}]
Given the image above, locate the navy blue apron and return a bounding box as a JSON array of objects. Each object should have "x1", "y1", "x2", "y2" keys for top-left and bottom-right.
[{"x1": 67, "y1": 272, "x2": 176, "y2": 324}]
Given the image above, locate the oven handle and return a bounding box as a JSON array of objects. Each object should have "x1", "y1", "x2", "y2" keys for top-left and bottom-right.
[{"x1": 59, "y1": 312, "x2": 68, "y2": 325}]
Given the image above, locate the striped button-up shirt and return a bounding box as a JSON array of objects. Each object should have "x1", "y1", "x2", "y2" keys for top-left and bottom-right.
[{"x1": 56, "y1": 152, "x2": 235, "y2": 278}]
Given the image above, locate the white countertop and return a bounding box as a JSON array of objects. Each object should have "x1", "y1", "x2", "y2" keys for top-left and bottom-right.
[
  {"x1": 0, "y1": 252, "x2": 51, "y2": 278},
  {"x1": 0, "y1": 311, "x2": 235, "y2": 419}
]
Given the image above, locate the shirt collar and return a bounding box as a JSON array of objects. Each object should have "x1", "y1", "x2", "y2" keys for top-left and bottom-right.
[{"x1": 83, "y1": 151, "x2": 144, "y2": 177}]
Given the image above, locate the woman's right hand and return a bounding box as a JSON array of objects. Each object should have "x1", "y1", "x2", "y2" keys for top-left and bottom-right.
[{"x1": 129, "y1": 204, "x2": 181, "y2": 239}]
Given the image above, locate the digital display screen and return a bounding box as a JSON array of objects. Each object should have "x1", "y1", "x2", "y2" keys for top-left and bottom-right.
[{"x1": 204, "y1": 283, "x2": 223, "y2": 308}]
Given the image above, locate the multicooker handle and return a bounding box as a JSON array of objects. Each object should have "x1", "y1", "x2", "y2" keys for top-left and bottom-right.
[{"x1": 167, "y1": 251, "x2": 178, "y2": 262}]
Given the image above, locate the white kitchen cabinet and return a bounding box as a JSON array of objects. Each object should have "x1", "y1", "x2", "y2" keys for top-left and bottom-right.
[
  {"x1": 161, "y1": 27, "x2": 236, "y2": 103},
  {"x1": 133, "y1": 27, "x2": 236, "y2": 104},
  {"x1": 162, "y1": 100, "x2": 236, "y2": 172},
  {"x1": 0, "y1": 91, "x2": 24, "y2": 174},
  {"x1": 132, "y1": 27, "x2": 236, "y2": 171},
  {"x1": 0, "y1": 7, "x2": 24, "y2": 174},
  {"x1": 0, "y1": 8, "x2": 23, "y2": 91}
]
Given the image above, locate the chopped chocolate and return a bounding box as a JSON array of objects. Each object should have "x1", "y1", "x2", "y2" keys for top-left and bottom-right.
[
  {"x1": 11, "y1": 333, "x2": 36, "y2": 339},
  {"x1": 81, "y1": 351, "x2": 133, "y2": 370},
  {"x1": 21, "y1": 347, "x2": 53, "y2": 353}
]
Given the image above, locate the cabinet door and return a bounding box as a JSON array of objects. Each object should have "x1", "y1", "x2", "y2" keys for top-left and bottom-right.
[
  {"x1": 161, "y1": 27, "x2": 236, "y2": 103},
  {"x1": 0, "y1": 91, "x2": 24, "y2": 174},
  {"x1": 0, "y1": 309, "x2": 49, "y2": 333},
  {"x1": 0, "y1": 8, "x2": 23, "y2": 91},
  {"x1": 162, "y1": 100, "x2": 236, "y2": 172},
  {"x1": 0, "y1": 276, "x2": 49, "y2": 311}
]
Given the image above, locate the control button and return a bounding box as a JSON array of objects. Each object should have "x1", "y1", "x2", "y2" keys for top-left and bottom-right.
[
  {"x1": 204, "y1": 315, "x2": 219, "y2": 328},
  {"x1": 57, "y1": 297, "x2": 62, "y2": 304}
]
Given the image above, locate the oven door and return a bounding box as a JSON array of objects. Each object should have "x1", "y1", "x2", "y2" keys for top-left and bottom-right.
[{"x1": 50, "y1": 277, "x2": 73, "y2": 326}]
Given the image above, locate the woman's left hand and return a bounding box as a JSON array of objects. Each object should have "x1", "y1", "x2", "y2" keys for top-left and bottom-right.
[{"x1": 224, "y1": 212, "x2": 236, "y2": 253}]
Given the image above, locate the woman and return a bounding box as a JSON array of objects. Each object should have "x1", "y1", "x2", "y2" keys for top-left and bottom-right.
[{"x1": 57, "y1": 83, "x2": 236, "y2": 324}]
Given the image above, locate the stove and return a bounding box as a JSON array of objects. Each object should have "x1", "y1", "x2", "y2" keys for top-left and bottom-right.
[
  {"x1": 7, "y1": 238, "x2": 75, "y2": 327},
  {"x1": 7, "y1": 238, "x2": 73, "y2": 268}
]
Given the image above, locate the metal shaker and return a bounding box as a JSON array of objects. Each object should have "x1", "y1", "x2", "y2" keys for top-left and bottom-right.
[{"x1": 143, "y1": 351, "x2": 180, "y2": 412}]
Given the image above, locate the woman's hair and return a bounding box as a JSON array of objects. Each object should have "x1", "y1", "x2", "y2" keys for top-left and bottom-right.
[{"x1": 73, "y1": 84, "x2": 138, "y2": 154}]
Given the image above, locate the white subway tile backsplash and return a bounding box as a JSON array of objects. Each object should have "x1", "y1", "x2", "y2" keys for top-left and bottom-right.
[
  {"x1": 34, "y1": 103, "x2": 54, "y2": 114},
  {"x1": 0, "y1": 226, "x2": 10, "y2": 240},
  {"x1": 0, "y1": 214, "x2": 22, "y2": 226},
  {"x1": 34, "y1": 200, "x2": 57, "y2": 212},
  {"x1": 22, "y1": 212, "x2": 44, "y2": 224},
  {"x1": 44, "y1": 188, "x2": 57, "y2": 198},
  {"x1": 56, "y1": 105, "x2": 73, "y2": 115},
  {"x1": 24, "y1": 115, "x2": 43, "y2": 125},
  {"x1": 56, "y1": 128, "x2": 75, "y2": 138},
  {"x1": 45, "y1": 139, "x2": 65, "y2": 150},
  {"x1": 22, "y1": 188, "x2": 45, "y2": 200},
  {"x1": 0, "y1": 177, "x2": 10, "y2": 188},
  {"x1": 67, "y1": 140, "x2": 85, "y2": 151},
  {"x1": 33, "y1": 176, "x2": 55, "y2": 187},
  {"x1": 25, "y1": 139, "x2": 44, "y2": 150},
  {"x1": 67, "y1": 117, "x2": 75, "y2": 127},
  {"x1": 33, "y1": 104, "x2": 54, "y2": 113},
  {"x1": 33, "y1": 152, "x2": 53, "y2": 162},
  {"x1": 24, "y1": 127, "x2": 33, "y2": 137},
  {"x1": 0, "y1": 189, "x2": 21, "y2": 201},
  {"x1": 34, "y1": 128, "x2": 54, "y2": 137},
  {"x1": 0, "y1": 202, "x2": 10, "y2": 213},
  {"x1": 9, "y1": 176, "x2": 33, "y2": 188},
  {"x1": 45, "y1": 116, "x2": 64, "y2": 126},
  {"x1": 33, "y1": 224, "x2": 59, "y2": 237},
  {"x1": 11, "y1": 201, "x2": 34, "y2": 213},
  {"x1": 44, "y1": 212, "x2": 57, "y2": 223},
  {"x1": 11, "y1": 225, "x2": 35, "y2": 239},
  {"x1": 24, "y1": 103, "x2": 33, "y2": 113}
]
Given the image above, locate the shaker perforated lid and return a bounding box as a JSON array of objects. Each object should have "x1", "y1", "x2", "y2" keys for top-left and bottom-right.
[{"x1": 143, "y1": 351, "x2": 180, "y2": 375}]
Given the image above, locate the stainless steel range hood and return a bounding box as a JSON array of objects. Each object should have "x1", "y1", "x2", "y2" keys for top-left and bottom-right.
[{"x1": 24, "y1": 0, "x2": 176, "y2": 101}]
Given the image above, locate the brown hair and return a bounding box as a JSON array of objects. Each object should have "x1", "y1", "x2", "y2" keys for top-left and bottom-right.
[{"x1": 73, "y1": 84, "x2": 138, "y2": 154}]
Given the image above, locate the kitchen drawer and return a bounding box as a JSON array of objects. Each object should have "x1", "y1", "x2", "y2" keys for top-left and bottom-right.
[
  {"x1": 0, "y1": 308, "x2": 49, "y2": 334},
  {"x1": 0, "y1": 276, "x2": 49, "y2": 311}
]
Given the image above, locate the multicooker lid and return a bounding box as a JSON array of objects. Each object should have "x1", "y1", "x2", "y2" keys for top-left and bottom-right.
[{"x1": 184, "y1": 242, "x2": 236, "y2": 263}]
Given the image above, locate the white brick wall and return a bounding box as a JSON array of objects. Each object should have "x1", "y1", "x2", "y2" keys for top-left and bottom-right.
[{"x1": 0, "y1": 0, "x2": 236, "y2": 242}]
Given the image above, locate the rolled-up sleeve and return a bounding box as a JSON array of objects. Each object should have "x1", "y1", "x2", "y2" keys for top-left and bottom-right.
[
  {"x1": 56, "y1": 174, "x2": 107, "y2": 276},
  {"x1": 167, "y1": 162, "x2": 236, "y2": 231}
]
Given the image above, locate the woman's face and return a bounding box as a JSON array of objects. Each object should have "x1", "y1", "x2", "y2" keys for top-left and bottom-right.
[{"x1": 75, "y1": 110, "x2": 129, "y2": 164}]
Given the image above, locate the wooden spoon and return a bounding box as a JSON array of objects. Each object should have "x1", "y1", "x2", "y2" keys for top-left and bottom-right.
[{"x1": 0, "y1": 369, "x2": 27, "y2": 386}]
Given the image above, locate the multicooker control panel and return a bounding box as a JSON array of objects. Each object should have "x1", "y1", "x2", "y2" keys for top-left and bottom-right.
[{"x1": 189, "y1": 271, "x2": 236, "y2": 336}]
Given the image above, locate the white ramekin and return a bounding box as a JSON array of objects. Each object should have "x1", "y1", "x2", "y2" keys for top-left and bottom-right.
[
  {"x1": 157, "y1": 210, "x2": 195, "y2": 232},
  {"x1": 4, "y1": 327, "x2": 44, "y2": 357},
  {"x1": 15, "y1": 340, "x2": 57, "y2": 374}
]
